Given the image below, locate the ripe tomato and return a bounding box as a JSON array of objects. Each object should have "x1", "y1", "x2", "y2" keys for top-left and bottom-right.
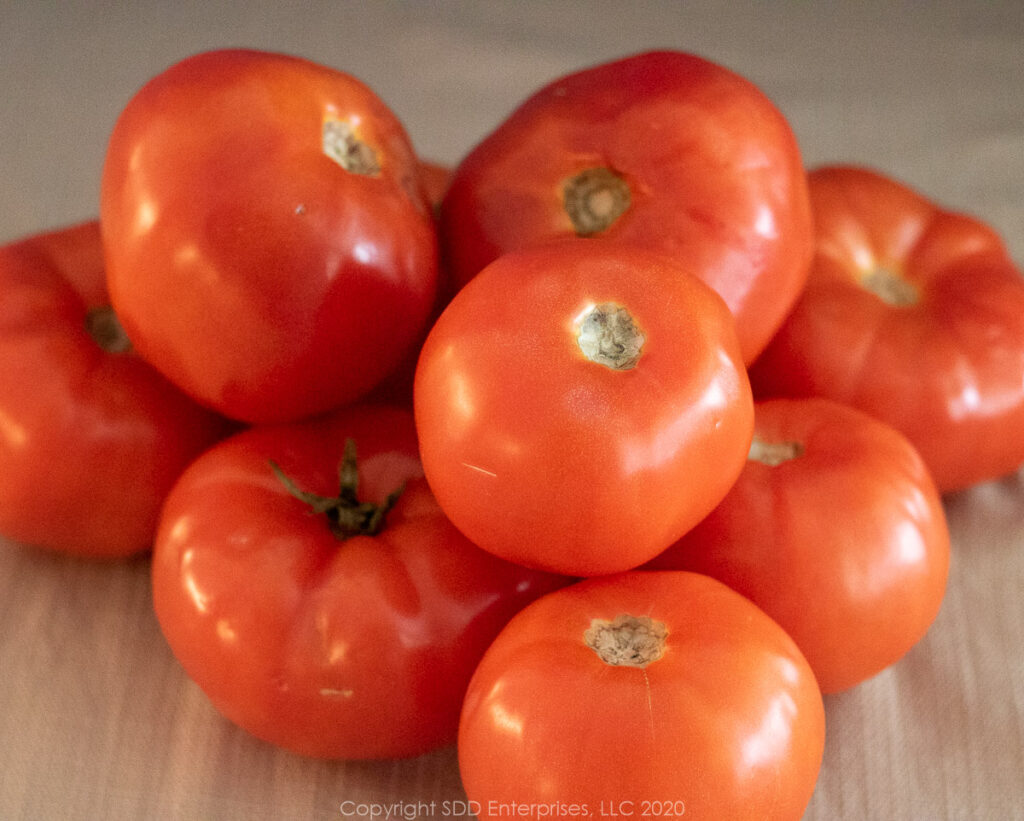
[
  {"x1": 151, "y1": 404, "x2": 566, "y2": 759},
  {"x1": 101, "y1": 49, "x2": 439, "y2": 423},
  {"x1": 440, "y1": 49, "x2": 813, "y2": 363},
  {"x1": 414, "y1": 240, "x2": 754, "y2": 577},
  {"x1": 0, "y1": 222, "x2": 229, "y2": 558},
  {"x1": 419, "y1": 159, "x2": 452, "y2": 208},
  {"x1": 750, "y1": 165, "x2": 1024, "y2": 491},
  {"x1": 647, "y1": 398, "x2": 950, "y2": 693},
  {"x1": 458, "y1": 571, "x2": 826, "y2": 821}
]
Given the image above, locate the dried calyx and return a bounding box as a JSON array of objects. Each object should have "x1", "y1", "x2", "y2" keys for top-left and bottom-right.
[
  {"x1": 322, "y1": 118, "x2": 380, "y2": 176},
  {"x1": 584, "y1": 614, "x2": 667, "y2": 668},
  {"x1": 860, "y1": 268, "x2": 919, "y2": 306},
  {"x1": 576, "y1": 303, "x2": 645, "y2": 370},
  {"x1": 86, "y1": 306, "x2": 133, "y2": 354},
  {"x1": 563, "y1": 167, "x2": 631, "y2": 236},
  {"x1": 748, "y1": 437, "x2": 804, "y2": 466}
]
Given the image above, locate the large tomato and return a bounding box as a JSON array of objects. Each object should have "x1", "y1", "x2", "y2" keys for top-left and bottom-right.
[
  {"x1": 151, "y1": 404, "x2": 566, "y2": 759},
  {"x1": 0, "y1": 222, "x2": 228, "y2": 558},
  {"x1": 458, "y1": 571, "x2": 826, "y2": 821},
  {"x1": 440, "y1": 49, "x2": 813, "y2": 363},
  {"x1": 414, "y1": 240, "x2": 754, "y2": 577},
  {"x1": 750, "y1": 165, "x2": 1024, "y2": 491},
  {"x1": 101, "y1": 49, "x2": 438, "y2": 423},
  {"x1": 647, "y1": 398, "x2": 951, "y2": 693}
]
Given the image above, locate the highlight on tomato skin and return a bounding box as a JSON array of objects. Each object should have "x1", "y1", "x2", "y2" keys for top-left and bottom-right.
[
  {"x1": 439, "y1": 48, "x2": 814, "y2": 365},
  {"x1": 151, "y1": 403, "x2": 569, "y2": 760},
  {"x1": 100, "y1": 48, "x2": 440, "y2": 424},
  {"x1": 0, "y1": 220, "x2": 232, "y2": 558},
  {"x1": 457, "y1": 571, "x2": 826, "y2": 821},
  {"x1": 749, "y1": 164, "x2": 1024, "y2": 492},
  {"x1": 646, "y1": 397, "x2": 951, "y2": 694},
  {"x1": 413, "y1": 238, "x2": 755, "y2": 577}
]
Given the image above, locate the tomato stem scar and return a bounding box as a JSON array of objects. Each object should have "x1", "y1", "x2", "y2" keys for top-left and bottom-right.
[
  {"x1": 269, "y1": 438, "x2": 404, "y2": 540},
  {"x1": 585, "y1": 614, "x2": 667, "y2": 667},
  {"x1": 860, "y1": 268, "x2": 919, "y2": 306},
  {"x1": 748, "y1": 437, "x2": 804, "y2": 466},
  {"x1": 85, "y1": 306, "x2": 133, "y2": 354},
  {"x1": 563, "y1": 167, "x2": 631, "y2": 235},
  {"x1": 576, "y1": 303, "x2": 645, "y2": 370},
  {"x1": 322, "y1": 118, "x2": 381, "y2": 176}
]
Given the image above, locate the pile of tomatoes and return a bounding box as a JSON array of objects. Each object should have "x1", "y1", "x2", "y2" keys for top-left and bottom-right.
[{"x1": 3, "y1": 47, "x2": 1024, "y2": 820}]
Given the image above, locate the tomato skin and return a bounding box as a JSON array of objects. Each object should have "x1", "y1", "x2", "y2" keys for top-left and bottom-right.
[
  {"x1": 440, "y1": 50, "x2": 813, "y2": 364},
  {"x1": 414, "y1": 240, "x2": 754, "y2": 577},
  {"x1": 101, "y1": 49, "x2": 438, "y2": 423},
  {"x1": 419, "y1": 160, "x2": 452, "y2": 208},
  {"x1": 750, "y1": 165, "x2": 1024, "y2": 491},
  {"x1": 0, "y1": 222, "x2": 229, "y2": 558},
  {"x1": 647, "y1": 398, "x2": 950, "y2": 693},
  {"x1": 458, "y1": 571, "x2": 825, "y2": 821},
  {"x1": 151, "y1": 404, "x2": 566, "y2": 759}
]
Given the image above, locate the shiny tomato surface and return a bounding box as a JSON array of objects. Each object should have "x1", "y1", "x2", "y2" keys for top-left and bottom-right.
[
  {"x1": 440, "y1": 50, "x2": 813, "y2": 363},
  {"x1": 751, "y1": 165, "x2": 1024, "y2": 491},
  {"x1": 0, "y1": 222, "x2": 228, "y2": 557},
  {"x1": 458, "y1": 571, "x2": 826, "y2": 821},
  {"x1": 414, "y1": 240, "x2": 754, "y2": 576},
  {"x1": 648, "y1": 398, "x2": 951, "y2": 693},
  {"x1": 152, "y1": 404, "x2": 566, "y2": 759},
  {"x1": 101, "y1": 49, "x2": 439, "y2": 423}
]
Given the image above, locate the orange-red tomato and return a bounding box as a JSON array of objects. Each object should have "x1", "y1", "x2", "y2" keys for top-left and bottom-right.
[
  {"x1": 750, "y1": 165, "x2": 1024, "y2": 491},
  {"x1": 419, "y1": 160, "x2": 452, "y2": 208},
  {"x1": 152, "y1": 404, "x2": 566, "y2": 759},
  {"x1": 647, "y1": 398, "x2": 950, "y2": 693},
  {"x1": 440, "y1": 50, "x2": 813, "y2": 363},
  {"x1": 458, "y1": 571, "x2": 826, "y2": 821},
  {"x1": 101, "y1": 49, "x2": 439, "y2": 423},
  {"x1": 414, "y1": 240, "x2": 754, "y2": 576},
  {"x1": 0, "y1": 222, "x2": 229, "y2": 557}
]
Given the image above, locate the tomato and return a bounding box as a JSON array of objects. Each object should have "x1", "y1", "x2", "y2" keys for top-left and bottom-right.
[
  {"x1": 419, "y1": 159, "x2": 452, "y2": 208},
  {"x1": 439, "y1": 49, "x2": 813, "y2": 364},
  {"x1": 151, "y1": 404, "x2": 566, "y2": 759},
  {"x1": 458, "y1": 571, "x2": 825, "y2": 821},
  {"x1": 0, "y1": 221, "x2": 229, "y2": 558},
  {"x1": 101, "y1": 49, "x2": 439, "y2": 423},
  {"x1": 750, "y1": 165, "x2": 1024, "y2": 491},
  {"x1": 364, "y1": 160, "x2": 454, "y2": 408},
  {"x1": 414, "y1": 240, "x2": 754, "y2": 577},
  {"x1": 646, "y1": 398, "x2": 950, "y2": 693}
]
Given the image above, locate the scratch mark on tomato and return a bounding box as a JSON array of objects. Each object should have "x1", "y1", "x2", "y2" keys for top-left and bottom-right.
[
  {"x1": 643, "y1": 668, "x2": 656, "y2": 744},
  {"x1": 461, "y1": 462, "x2": 498, "y2": 478}
]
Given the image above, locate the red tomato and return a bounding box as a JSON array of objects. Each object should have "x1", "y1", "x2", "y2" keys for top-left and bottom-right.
[
  {"x1": 101, "y1": 49, "x2": 439, "y2": 423},
  {"x1": 647, "y1": 398, "x2": 950, "y2": 693},
  {"x1": 0, "y1": 222, "x2": 229, "y2": 558},
  {"x1": 414, "y1": 240, "x2": 754, "y2": 576},
  {"x1": 458, "y1": 571, "x2": 826, "y2": 821},
  {"x1": 419, "y1": 159, "x2": 452, "y2": 208},
  {"x1": 440, "y1": 50, "x2": 813, "y2": 363},
  {"x1": 151, "y1": 404, "x2": 566, "y2": 759},
  {"x1": 750, "y1": 165, "x2": 1024, "y2": 491},
  {"x1": 364, "y1": 160, "x2": 455, "y2": 408}
]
